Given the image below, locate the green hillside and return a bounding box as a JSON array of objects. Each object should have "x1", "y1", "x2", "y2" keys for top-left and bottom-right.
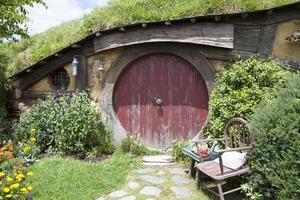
[{"x1": 0, "y1": 0, "x2": 297, "y2": 77}]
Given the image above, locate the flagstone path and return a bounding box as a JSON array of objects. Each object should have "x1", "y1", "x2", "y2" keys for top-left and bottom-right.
[{"x1": 96, "y1": 161, "x2": 214, "y2": 200}]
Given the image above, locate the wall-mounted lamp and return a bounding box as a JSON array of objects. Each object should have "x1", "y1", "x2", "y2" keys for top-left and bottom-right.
[
  {"x1": 72, "y1": 57, "x2": 79, "y2": 76},
  {"x1": 98, "y1": 60, "x2": 105, "y2": 71},
  {"x1": 98, "y1": 60, "x2": 106, "y2": 82}
]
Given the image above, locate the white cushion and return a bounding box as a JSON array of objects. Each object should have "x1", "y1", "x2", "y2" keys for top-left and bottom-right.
[{"x1": 213, "y1": 151, "x2": 246, "y2": 170}]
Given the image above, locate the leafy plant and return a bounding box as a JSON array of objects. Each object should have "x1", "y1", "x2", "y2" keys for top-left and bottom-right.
[
  {"x1": 171, "y1": 139, "x2": 190, "y2": 164},
  {"x1": 243, "y1": 75, "x2": 300, "y2": 200},
  {"x1": 0, "y1": 65, "x2": 8, "y2": 139},
  {"x1": 121, "y1": 136, "x2": 160, "y2": 156},
  {"x1": 13, "y1": 92, "x2": 114, "y2": 157},
  {"x1": 205, "y1": 57, "x2": 291, "y2": 138},
  {"x1": 0, "y1": 0, "x2": 45, "y2": 42}
]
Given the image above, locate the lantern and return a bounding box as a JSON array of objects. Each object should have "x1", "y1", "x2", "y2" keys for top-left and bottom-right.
[{"x1": 72, "y1": 57, "x2": 79, "y2": 76}]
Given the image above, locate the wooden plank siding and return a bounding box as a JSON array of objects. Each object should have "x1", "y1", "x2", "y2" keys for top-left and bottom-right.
[
  {"x1": 234, "y1": 25, "x2": 262, "y2": 53},
  {"x1": 94, "y1": 23, "x2": 234, "y2": 52}
]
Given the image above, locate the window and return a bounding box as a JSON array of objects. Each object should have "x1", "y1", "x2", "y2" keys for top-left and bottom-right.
[{"x1": 51, "y1": 68, "x2": 70, "y2": 91}]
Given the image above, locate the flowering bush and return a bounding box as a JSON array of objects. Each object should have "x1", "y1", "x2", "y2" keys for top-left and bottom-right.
[
  {"x1": 0, "y1": 169, "x2": 33, "y2": 199},
  {"x1": 13, "y1": 92, "x2": 114, "y2": 157},
  {"x1": 0, "y1": 140, "x2": 35, "y2": 199}
]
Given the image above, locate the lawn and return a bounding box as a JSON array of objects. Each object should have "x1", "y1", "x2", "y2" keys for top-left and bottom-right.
[{"x1": 27, "y1": 150, "x2": 141, "y2": 200}]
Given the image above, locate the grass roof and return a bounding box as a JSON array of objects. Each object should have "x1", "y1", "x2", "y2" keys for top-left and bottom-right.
[{"x1": 0, "y1": 0, "x2": 298, "y2": 77}]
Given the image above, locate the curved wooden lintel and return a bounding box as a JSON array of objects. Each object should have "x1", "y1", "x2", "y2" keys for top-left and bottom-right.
[{"x1": 94, "y1": 23, "x2": 234, "y2": 52}]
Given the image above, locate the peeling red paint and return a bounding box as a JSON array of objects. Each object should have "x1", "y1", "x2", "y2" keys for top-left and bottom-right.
[{"x1": 113, "y1": 53, "x2": 208, "y2": 148}]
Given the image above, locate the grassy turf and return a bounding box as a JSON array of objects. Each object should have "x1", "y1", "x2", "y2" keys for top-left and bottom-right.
[
  {"x1": 0, "y1": 0, "x2": 297, "y2": 77},
  {"x1": 27, "y1": 150, "x2": 141, "y2": 200}
]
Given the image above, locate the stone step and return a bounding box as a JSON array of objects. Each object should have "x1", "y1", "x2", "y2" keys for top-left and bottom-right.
[{"x1": 142, "y1": 155, "x2": 174, "y2": 163}]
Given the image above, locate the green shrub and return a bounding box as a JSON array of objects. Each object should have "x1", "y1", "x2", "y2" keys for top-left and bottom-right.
[
  {"x1": 121, "y1": 136, "x2": 160, "y2": 156},
  {"x1": 13, "y1": 92, "x2": 114, "y2": 157},
  {"x1": 205, "y1": 57, "x2": 290, "y2": 137},
  {"x1": 171, "y1": 139, "x2": 190, "y2": 164},
  {"x1": 242, "y1": 75, "x2": 300, "y2": 200},
  {"x1": 0, "y1": 65, "x2": 7, "y2": 139}
]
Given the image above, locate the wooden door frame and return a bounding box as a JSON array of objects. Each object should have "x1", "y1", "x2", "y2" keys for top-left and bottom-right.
[{"x1": 100, "y1": 42, "x2": 216, "y2": 145}]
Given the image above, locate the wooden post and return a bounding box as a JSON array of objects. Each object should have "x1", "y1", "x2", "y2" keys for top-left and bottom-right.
[{"x1": 74, "y1": 55, "x2": 87, "y2": 90}]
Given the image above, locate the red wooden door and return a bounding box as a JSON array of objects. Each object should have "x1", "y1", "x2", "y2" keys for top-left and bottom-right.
[{"x1": 113, "y1": 53, "x2": 208, "y2": 148}]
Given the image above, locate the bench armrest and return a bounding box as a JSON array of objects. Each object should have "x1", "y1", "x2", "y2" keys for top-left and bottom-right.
[
  {"x1": 216, "y1": 146, "x2": 252, "y2": 153},
  {"x1": 191, "y1": 138, "x2": 225, "y2": 143}
]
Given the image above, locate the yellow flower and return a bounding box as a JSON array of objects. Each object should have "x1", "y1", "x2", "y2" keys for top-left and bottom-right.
[
  {"x1": 8, "y1": 145, "x2": 13, "y2": 151},
  {"x1": 30, "y1": 137, "x2": 37, "y2": 143},
  {"x1": 20, "y1": 187, "x2": 28, "y2": 195},
  {"x1": 6, "y1": 177, "x2": 13, "y2": 182},
  {"x1": 16, "y1": 174, "x2": 24, "y2": 181},
  {"x1": 9, "y1": 183, "x2": 19, "y2": 189},
  {"x1": 27, "y1": 172, "x2": 33, "y2": 177},
  {"x1": 3, "y1": 187, "x2": 10, "y2": 193},
  {"x1": 23, "y1": 146, "x2": 31, "y2": 154},
  {"x1": 31, "y1": 128, "x2": 37, "y2": 133},
  {"x1": 5, "y1": 194, "x2": 12, "y2": 198},
  {"x1": 0, "y1": 172, "x2": 5, "y2": 177},
  {"x1": 27, "y1": 186, "x2": 33, "y2": 191},
  {"x1": 0, "y1": 151, "x2": 4, "y2": 156}
]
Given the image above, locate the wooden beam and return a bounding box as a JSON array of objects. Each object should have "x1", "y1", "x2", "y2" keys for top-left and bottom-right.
[
  {"x1": 94, "y1": 23, "x2": 234, "y2": 52},
  {"x1": 258, "y1": 24, "x2": 277, "y2": 55},
  {"x1": 54, "y1": 53, "x2": 62, "y2": 57},
  {"x1": 119, "y1": 27, "x2": 126, "y2": 32},
  {"x1": 234, "y1": 25, "x2": 262, "y2": 54},
  {"x1": 241, "y1": 13, "x2": 248, "y2": 20},
  {"x1": 71, "y1": 44, "x2": 81, "y2": 48},
  {"x1": 190, "y1": 18, "x2": 197, "y2": 23},
  {"x1": 75, "y1": 55, "x2": 87, "y2": 90},
  {"x1": 267, "y1": 9, "x2": 273, "y2": 15},
  {"x1": 214, "y1": 16, "x2": 222, "y2": 22},
  {"x1": 95, "y1": 32, "x2": 102, "y2": 37},
  {"x1": 38, "y1": 60, "x2": 46, "y2": 65}
]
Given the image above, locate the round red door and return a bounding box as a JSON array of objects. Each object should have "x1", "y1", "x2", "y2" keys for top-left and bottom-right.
[{"x1": 113, "y1": 53, "x2": 208, "y2": 148}]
